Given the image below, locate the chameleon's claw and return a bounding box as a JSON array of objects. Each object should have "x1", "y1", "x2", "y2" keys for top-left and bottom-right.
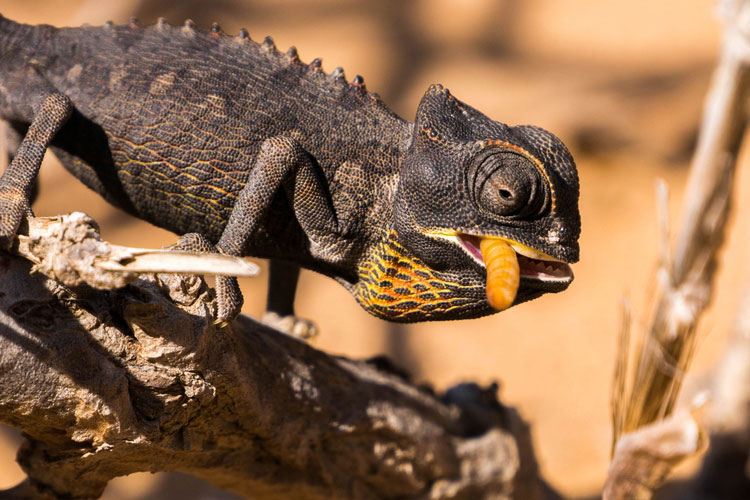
[
  {"x1": 172, "y1": 234, "x2": 245, "y2": 324},
  {"x1": 262, "y1": 311, "x2": 319, "y2": 341},
  {"x1": 215, "y1": 275, "x2": 243, "y2": 324},
  {"x1": 212, "y1": 318, "x2": 231, "y2": 328}
]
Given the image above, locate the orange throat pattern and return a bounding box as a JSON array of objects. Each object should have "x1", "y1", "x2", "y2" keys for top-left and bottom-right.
[{"x1": 354, "y1": 231, "x2": 486, "y2": 321}]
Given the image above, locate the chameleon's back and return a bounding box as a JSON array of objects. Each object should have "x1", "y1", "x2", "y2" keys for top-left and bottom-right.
[{"x1": 0, "y1": 16, "x2": 409, "y2": 246}]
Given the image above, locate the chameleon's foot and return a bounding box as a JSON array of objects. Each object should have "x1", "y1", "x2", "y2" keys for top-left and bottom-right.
[
  {"x1": 262, "y1": 311, "x2": 318, "y2": 341},
  {"x1": 215, "y1": 275, "x2": 243, "y2": 324},
  {"x1": 172, "y1": 233, "x2": 244, "y2": 324},
  {"x1": 0, "y1": 186, "x2": 30, "y2": 249}
]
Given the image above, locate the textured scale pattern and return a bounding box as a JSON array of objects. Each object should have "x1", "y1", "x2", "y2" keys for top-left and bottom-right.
[
  {"x1": 0, "y1": 15, "x2": 581, "y2": 323},
  {"x1": 47, "y1": 18, "x2": 407, "y2": 249},
  {"x1": 355, "y1": 232, "x2": 486, "y2": 321}
]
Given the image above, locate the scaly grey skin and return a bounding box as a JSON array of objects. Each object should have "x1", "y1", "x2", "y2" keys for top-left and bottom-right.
[{"x1": 0, "y1": 15, "x2": 581, "y2": 325}]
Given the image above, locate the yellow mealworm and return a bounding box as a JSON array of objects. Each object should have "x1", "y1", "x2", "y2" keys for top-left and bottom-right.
[{"x1": 479, "y1": 238, "x2": 520, "y2": 310}]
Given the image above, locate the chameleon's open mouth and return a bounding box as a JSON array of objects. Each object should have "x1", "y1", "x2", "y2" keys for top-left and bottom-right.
[
  {"x1": 453, "y1": 232, "x2": 573, "y2": 311},
  {"x1": 455, "y1": 233, "x2": 573, "y2": 284},
  {"x1": 422, "y1": 230, "x2": 574, "y2": 311}
]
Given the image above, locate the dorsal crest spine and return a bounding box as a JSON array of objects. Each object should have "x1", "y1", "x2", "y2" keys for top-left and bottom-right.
[
  {"x1": 286, "y1": 46, "x2": 300, "y2": 63},
  {"x1": 262, "y1": 36, "x2": 276, "y2": 51},
  {"x1": 104, "y1": 18, "x2": 385, "y2": 106},
  {"x1": 182, "y1": 19, "x2": 196, "y2": 36}
]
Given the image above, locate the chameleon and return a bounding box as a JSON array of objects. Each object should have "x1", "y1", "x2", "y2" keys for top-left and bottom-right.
[{"x1": 0, "y1": 15, "x2": 581, "y2": 329}]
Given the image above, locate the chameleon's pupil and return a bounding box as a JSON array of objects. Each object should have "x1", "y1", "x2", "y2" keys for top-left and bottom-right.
[{"x1": 471, "y1": 150, "x2": 550, "y2": 219}]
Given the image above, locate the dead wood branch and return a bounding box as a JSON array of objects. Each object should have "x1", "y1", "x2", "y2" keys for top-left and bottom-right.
[
  {"x1": 620, "y1": 0, "x2": 750, "y2": 437},
  {"x1": 606, "y1": 0, "x2": 750, "y2": 497},
  {"x1": 657, "y1": 290, "x2": 750, "y2": 500},
  {"x1": 0, "y1": 213, "x2": 556, "y2": 500}
]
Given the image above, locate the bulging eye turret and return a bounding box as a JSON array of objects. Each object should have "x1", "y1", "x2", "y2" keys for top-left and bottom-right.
[{"x1": 470, "y1": 151, "x2": 549, "y2": 219}]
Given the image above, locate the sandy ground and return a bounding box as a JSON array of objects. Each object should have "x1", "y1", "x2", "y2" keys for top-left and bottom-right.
[{"x1": 0, "y1": 0, "x2": 744, "y2": 498}]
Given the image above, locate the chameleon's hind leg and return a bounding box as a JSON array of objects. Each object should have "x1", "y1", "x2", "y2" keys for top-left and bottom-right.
[
  {"x1": 0, "y1": 94, "x2": 72, "y2": 248},
  {"x1": 214, "y1": 136, "x2": 338, "y2": 328},
  {"x1": 262, "y1": 260, "x2": 318, "y2": 340}
]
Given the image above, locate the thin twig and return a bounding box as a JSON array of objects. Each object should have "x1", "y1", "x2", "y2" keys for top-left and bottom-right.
[{"x1": 14, "y1": 213, "x2": 258, "y2": 291}]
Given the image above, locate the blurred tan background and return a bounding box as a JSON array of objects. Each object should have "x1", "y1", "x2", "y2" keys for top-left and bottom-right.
[{"x1": 0, "y1": 0, "x2": 744, "y2": 498}]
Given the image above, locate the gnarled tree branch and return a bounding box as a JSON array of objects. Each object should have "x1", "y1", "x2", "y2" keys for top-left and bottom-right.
[{"x1": 0, "y1": 214, "x2": 556, "y2": 500}]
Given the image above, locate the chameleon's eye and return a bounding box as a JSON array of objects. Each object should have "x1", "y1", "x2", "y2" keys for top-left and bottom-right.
[{"x1": 471, "y1": 151, "x2": 548, "y2": 218}]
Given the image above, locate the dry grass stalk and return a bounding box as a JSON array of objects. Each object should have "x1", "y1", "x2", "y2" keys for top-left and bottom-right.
[
  {"x1": 607, "y1": 0, "x2": 750, "y2": 496},
  {"x1": 611, "y1": 297, "x2": 631, "y2": 455}
]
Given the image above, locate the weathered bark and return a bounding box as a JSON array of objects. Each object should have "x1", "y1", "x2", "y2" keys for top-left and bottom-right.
[
  {"x1": 603, "y1": 409, "x2": 705, "y2": 500},
  {"x1": 654, "y1": 290, "x2": 750, "y2": 500},
  {"x1": 0, "y1": 214, "x2": 556, "y2": 500}
]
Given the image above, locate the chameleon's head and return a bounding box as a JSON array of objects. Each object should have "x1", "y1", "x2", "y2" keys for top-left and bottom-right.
[{"x1": 353, "y1": 85, "x2": 580, "y2": 322}]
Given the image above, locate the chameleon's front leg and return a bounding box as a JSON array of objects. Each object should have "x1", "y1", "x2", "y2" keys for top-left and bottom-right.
[
  {"x1": 199, "y1": 136, "x2": 337, "y2": 328},
  {"x1": 0, "y1": 94, "x2": 72, "y2": 248}
]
